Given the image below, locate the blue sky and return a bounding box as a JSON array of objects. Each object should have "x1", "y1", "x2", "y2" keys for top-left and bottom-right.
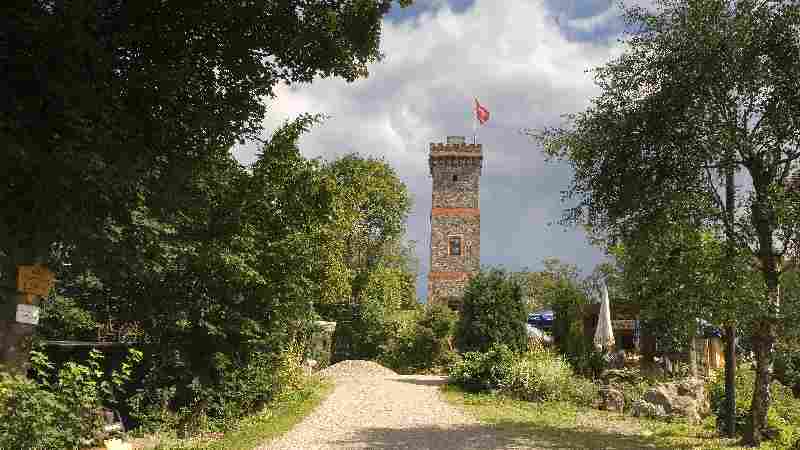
[{"x1": 233, "y1": 0, "x2": 657, "y2": 300}]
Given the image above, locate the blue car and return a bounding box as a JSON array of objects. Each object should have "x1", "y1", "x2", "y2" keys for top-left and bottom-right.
[{"x1": 528, "y1": 309, "x2": 554, "y2": 329}]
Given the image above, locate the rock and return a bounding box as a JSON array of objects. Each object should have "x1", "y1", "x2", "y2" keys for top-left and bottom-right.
[
  {"x1": 639, "y1": 377, "x2": 709, "y2": 423},
  {"x1": 598, "y1": 387, "x2": 625, "y2": 412},
  {"x1": 631, "y1": 399, "x2": 667, "y2": 419}
]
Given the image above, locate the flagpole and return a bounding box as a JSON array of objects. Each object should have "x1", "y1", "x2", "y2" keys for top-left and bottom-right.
[{"x1": 472, "y1": 98, "x2": 477, "y2": 144}]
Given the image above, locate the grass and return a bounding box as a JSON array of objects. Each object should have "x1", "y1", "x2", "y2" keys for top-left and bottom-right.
[
  {"x1": 440, "y1": 384, "x2": 789, "y2": 450},
  {"x1": 149, "y1": 377, "x2": 333, "y2": 450}
]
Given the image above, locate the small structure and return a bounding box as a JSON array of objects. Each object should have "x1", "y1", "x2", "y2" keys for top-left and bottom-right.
[
  {"x1": 582, "y1": 302, "x2": 642, "y2": 353},
  {"x1": 581, "y1": 306, "x2": 725, "y2": 375}
]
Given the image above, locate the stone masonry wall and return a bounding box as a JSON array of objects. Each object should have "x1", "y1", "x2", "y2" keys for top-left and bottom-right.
[
  {"x1": 428, "y1": 140, "x2": 482, "y2": 308},
  {"x1": 429, "y1": 215, "x2": 480, "y2": 273},
  {"x1": 428, "y1": 277, "x2": 469, "y2": 306},
  {"x1": 430, "y1": 159, "x2": 480, "y2": 209}
]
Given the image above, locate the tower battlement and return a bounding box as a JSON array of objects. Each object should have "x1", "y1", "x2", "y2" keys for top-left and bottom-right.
[
  {"x1": 429, "y1": 138, "x2": 482, "y2": 176},
  {"x1": 429, "y1": 142, "x2": 482, "y2": 154}
]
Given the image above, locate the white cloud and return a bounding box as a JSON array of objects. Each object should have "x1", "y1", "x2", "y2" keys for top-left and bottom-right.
[
  {"x1": 566, "y1": 4, "x2": 621, "y2": 32},
  {"x1": 233, "y1": 0, "x2": 626, "y2": 298}
]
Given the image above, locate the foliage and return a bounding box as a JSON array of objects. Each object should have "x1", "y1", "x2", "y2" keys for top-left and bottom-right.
[
  {"x1": 448, "y1": 343, "x2": 516, "y2": 392},
  {"x1": 149, "y1": 378, "x2": 333, "y2": 450},
  {"x1": 380, "y1": 303, "x2": 457, "y2": 374},
  {"x1": 547, "y1": 277, "x2": 603, "y2": 376},
  {"x1": 316, "y1": 154, "x2": 417, "y2": 362},
  {"x1": 456, "y1": 269, "x2": 527, "y2": 353},
  {"x1": 512, "y1": 258, "x2": 581, "y2": 312},
  {"x1": 0, "y1": 348, "x2": 141, "y2": 449},
  {"x1": 1, "y1": 0, "x2": 409, "y2": 262},
  {"x1": 37, "y1": 295, "x2": 99, "y2": 341},
  {"x1": 709, "y1": 365, "x2": 800, "y2": 447},
  {"x1": 448, "y1": 345, "x2": 598, "y2": 406},
  {"x1": 4, "y1": 0, "x2": 418, "y2": 440},
  {"x1": 774, "y1": 342, "x2": 800, "y2": 398},
  {"x1": 442, "y1": 384, "x2": 760, "y2": 450},
  {"x1": 0, "y1": 373, "x2": 78, "y2": 450},
  {"x1": 129, "y1": 347, "x2": 307, "y2": 436},
  {"x1": 532, "y1": 1, "x2": 800, "y2": 442},
  {"x1": 499, "y1": 348, "x2": 598, "y2": 406},
  {"x1": 41, "y1": 117, "x2": 335, "y2": 436},
  {"x1": 327, "y1": 264, "x2": 415, "y2": 362}
]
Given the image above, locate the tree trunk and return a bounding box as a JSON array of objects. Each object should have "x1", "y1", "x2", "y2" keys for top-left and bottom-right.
[
  {"x1": 746, "y1": 257, "x2": 779, "y2": 446},
  {"x1": 723, "y1": 161, "x2": 737, "y2": 437},
  {"x1": 688, "y1": 322, "x2": 698, "y2": 378},
  {"x1": 0, "y1": 249, "x2": 47, "y2": 375},
  {"x1": 724, "y1": 324, "x2": 737, "y2": 437}
]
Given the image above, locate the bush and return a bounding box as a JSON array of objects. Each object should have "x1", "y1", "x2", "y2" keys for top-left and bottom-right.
[
  {"x1": 448, "y1": 345, "x2": 598, "y2": 406},
  {"x1": 601, "y1": 368, "x2": 654, "y2": 409},
  {"x1": 500, "y1": 348, "x2": 598, "y2": 406},
  {"x1": 548, "y1": 278, "x2": 603, "y2": 376},
  {"x1": 448, "y1": 343, "x2": 515, "y2": 392},
  {"x1": 0, "y1": 373, "x2": 78, "y2": 449},
  {"x1": 128, "y1": 347, "x2": 306, "y2": 435},
  {"x1": 0, "y1": 348, "x2": 141, "y2": 450},
  {"x1": 456, "y1": 269, "x2": 527, "y2": 353},
  {"x1": 775, "y1": 340, "x2": 800, "y2": 398},
  {"x1": 709, "y1": 365, "x2": 800, "y2": 447},
  {"x1": 380, "y1": 304, "x2": 457, "y2": 374}
]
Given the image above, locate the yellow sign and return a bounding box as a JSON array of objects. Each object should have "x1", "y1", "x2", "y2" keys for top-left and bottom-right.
[{"x1": 16, "y1": 265, "x2": 55, "y2": 296}]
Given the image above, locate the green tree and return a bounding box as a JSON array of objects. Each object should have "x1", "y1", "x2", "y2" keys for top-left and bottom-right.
[
  {"x1": 1, "y1": 0, "x2": 411, "y2": 372},
  {"x1": 533, "y1": 1, "x2": 800, "y2": 443},
  {"x1": 42, "y1": 116, "x2": 337, "y2": 424},
  {"x1": 456, "y1": 269, "x2": 527, "y2": 353},
  {"x1": 317, "y1": 154, "x2": 416, "y2": 361},
  {"x1": 513, "y1": 257, "x2": 583, "y2": 312}
]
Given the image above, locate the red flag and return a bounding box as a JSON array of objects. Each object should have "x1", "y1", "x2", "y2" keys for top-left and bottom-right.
[{"x1": 475, "y1": 98, "x2": 490, "y2": 125}]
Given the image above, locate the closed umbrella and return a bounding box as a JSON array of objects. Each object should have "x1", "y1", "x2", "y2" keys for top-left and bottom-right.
[{"x1": 593, "y1": 282, "x2": 615, "y2": 351}]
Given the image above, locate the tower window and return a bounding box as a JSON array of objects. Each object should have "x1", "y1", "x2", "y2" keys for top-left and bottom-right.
[
  {"x1": 452, "y1": 174, "x2": 458, "y2": 182},
  {"x1": 448, "y1": 236, "x2": 462, "y2": 256}
]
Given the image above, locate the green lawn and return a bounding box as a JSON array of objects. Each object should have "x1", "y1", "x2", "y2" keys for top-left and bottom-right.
[{"x1": 440, "y1": 384, "x2": 780, "y2": 450}]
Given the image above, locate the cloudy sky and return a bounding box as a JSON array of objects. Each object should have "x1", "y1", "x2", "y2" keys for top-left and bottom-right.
[{"x1": 233, "y1": 0, "x2": 656, "y2": 300}]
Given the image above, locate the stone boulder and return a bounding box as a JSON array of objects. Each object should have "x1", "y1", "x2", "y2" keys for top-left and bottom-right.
[
  {"x1": 631, "y1": 399, "x2": 667, "y2": 419},
  {"x1": 639, "y1": 377, "x2": 710, "y2": 423},
  {"x1": 596, "y1": 387, "x2": 625, "y2": 412}
]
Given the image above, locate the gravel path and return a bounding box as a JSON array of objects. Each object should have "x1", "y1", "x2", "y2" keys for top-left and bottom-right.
[{"x1": 257, "y1": 360, "x2": 513, "y2": 450}]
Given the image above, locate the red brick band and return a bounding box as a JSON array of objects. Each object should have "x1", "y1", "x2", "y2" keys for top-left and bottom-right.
[
  {"x1": 431, "y1": 207, "x2": 480, "y2": 217},
  {"x1": 428, "y1": 271, "x2": 472, "y2": 281}
]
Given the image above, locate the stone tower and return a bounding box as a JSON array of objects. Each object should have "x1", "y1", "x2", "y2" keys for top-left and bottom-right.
[{"x1": 427, "y1": 136, "x2": 482, "y2": 309}]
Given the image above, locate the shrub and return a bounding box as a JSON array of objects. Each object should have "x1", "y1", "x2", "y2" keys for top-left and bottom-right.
[
  {"x1": 456, "y1": 269, "x2": 527, "y2": 353},
  {"x1": 709, "y1": 364, "x2": 800, "y2": 446},
  {"x1": 548, "y1": 278, "x2": 603, "y2": 376},
  {"x1": 601, "y1": 368, "x2": 653, "y2": 408},
  {"x1": 381, "y1": 304, "x2": 458, "y2": 374},
  {"x1": 448, "y1": 343, "x2": 515, "y2": 392},
  {"x1": 499, "y1": 348, "x2": 598, "y2": 406},
  {"x1": 0, "y1": 373, "x2": 77, "y2": 449},
  {"x1": 128, "y1": 347, "x2": 306, "y2": 435},
  {"x1": 774, "y1": 340, "x2": 800, "y2": 397},
  {"x1": 0, "y1": 348, "x2": 141, "y2": 450}
]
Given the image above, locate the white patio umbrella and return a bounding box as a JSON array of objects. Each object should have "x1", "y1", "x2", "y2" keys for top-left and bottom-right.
[{"x1": 593, "y1": 282, "x2": 615, "y2": 351}]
